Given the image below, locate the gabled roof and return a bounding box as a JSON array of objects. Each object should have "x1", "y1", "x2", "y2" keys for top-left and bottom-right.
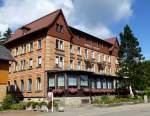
[
  {"x1": 5, "y1": 9, "x2": 61, "y2": 44},
  {"x1": 106, "y1": 37, "x2": 119, "y2": 46},
  {"x1": 69, "y1": 26, "x2": 112, "y2": 46},
  {"x1": 5, "y1": 9, "x2": 118, "y2": 47},
  {"x1": 0, "y1": 45, "x2": 14, "y2": 61}
]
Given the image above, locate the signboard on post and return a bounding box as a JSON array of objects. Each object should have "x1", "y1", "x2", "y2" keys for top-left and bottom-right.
[{"x1": 47, "y1": 92, "x2": 54, "y2": 112}]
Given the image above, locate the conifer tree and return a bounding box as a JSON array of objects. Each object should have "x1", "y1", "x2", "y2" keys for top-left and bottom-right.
[{"x1": 117, "y1": 25, "x2": 144, "y2": 96}]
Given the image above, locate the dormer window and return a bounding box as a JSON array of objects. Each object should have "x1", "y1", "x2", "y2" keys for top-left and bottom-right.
[
  {"x1": 56, "y1": 24, "x2": 63, "y2": 33},
  {"x1": 21, "y1": 26, "x2": 30, "y2": 35}
]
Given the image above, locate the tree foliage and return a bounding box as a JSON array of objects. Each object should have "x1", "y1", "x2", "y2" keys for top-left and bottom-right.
[
  {"x1": 117, "y1": 25, "x2": 144, "y2": 89},
  {"x1": 3, "y1": 28, "x2": 12, "y2": 40}
]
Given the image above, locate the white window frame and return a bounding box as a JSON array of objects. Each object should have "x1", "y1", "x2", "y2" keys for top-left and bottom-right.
[
  {"x1": 38, "y1": 39, "x2": 42, "y2": 49},
  {"x1": 55, "y1": 56, "x2": 64, "y2": 69},
  {"x1": 85, "y1": 49, "x2": 88, "y2": 59},
  {"x1": 27, "y1": 79, "x2": 32, "y2": 92},
  {"x1": 70, "y1": 59, "x2": 74, "y2": 69},
  {"x1": 20, "y1": 80, "x2": 24, "y2": 92},
  {"x1": 56, "y1": 39, "x2": 64, "y2": 50},
  {"x1": 38, "y1": 56, "x2": 42, "y2": 67},
  {"x1": 36, "y1": 77, "x2": 41, "y2": 91},
  {"x1": 70, "y1": 44, "x2": 74, "y2": 54},
  {"x1": 29, "y1": 58, "x2": 33, "y2": 69},
  {"x1": 77, "y1": 47, "x2": 81, "y2": 55},
  {"x1": 91, "y1": 51, "x2": 94, "y2": 59},
  {"x1": 77, "y1": 60, "x2": 82, "y2": 70}
]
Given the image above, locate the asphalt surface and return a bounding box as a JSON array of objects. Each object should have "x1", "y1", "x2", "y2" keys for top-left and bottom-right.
[{"x1": 1, "y1": 103, "x2": 150, "y2": 116}]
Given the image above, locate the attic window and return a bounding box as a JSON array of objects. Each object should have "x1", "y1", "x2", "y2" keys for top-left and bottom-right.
[
  {"x1": 77, "y1": 34, "x2": 80, "y2": 39},
  {"x1": 21, "y1": 26, "x2": 30, "y2": 35},
  {"x1": 56, "y1": 24, "x2": 63, "y2": 33}
]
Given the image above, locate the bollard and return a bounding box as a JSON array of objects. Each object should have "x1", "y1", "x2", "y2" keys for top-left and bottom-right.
[{"x1": 144, "y1": 95, "x2": 148, "y2": 104}]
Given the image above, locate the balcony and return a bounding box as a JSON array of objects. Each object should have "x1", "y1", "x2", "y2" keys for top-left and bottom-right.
[
  {"x1": 53, "y1": 64, "x2": 63, "y2": 70},
  {"x1": 97, "y1": 61, "x2": 106, "y2": 70}
]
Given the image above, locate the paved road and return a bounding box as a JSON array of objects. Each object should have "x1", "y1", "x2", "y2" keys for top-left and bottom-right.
[{"x1": 1, "y1": 103, "x2": 150, "y2": 116}]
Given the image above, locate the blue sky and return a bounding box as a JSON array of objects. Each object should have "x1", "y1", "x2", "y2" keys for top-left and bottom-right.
[
  {"x1": 112, "y1": 0, "x2": 150, "y2": 59},
  {"x1": 0, "y1": 0, "x2": 149, "y2": 59}
]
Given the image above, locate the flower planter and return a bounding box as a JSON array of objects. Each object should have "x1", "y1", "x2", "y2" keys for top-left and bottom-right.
[
  {"x1": 68, "y1": 88, "x2": 78, "y2": 94},
  {"x1": 83, "y1": 88, "x2": 90, "y2": 94},
  {"x1": 52, "y1": 89, "x2": 64, "y2": 95}
]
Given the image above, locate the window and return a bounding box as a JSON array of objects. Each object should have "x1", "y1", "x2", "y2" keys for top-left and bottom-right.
[
  {"x1": 91, "y1": 51, "x2": 94, "y2": 59},
  {"x1": 16, "y1": 47, "x2": 19, "y2": 55},
  {"x1": 38, "y1": 39, "x2": 42, "y2": 49},
  {"x1": 15, "y1": 62, "x2": 18, "y2": 71},
  {"x1": 103, "y1": 54, "x2": 106, "y2": 61},
  {"x1": 85, "y1": 62, "x2": 88, "y2": 71},
  {"x1": 80, "y1": 75, "x2": 88, "y2": 87},
  {"x1": 91, "y1": 63, "x2": 94, "y2": 72},
  {"x1": 36, "y1": 77, "x2": 41, "y2": 91},
  {"x1": 21, "y1": 45, "x2": 25, "y2": 54},
  {"x1": 70, "y1": 44, "x2": 74, "y2": 53},
  {"x1": 77, "y1": 47, "x2": 81, "y2": 55},
  {"x1": 48, "y1": 76, "x2": 55, "y2": 88},
  {"x1": 58, "y1": 74, "x2": 64, "y2": 87},
  {"x1": 97, "y1": 79, "x2": 101, "y2": 89},
  {"x1": 85, "y1": 49, "x2": 88, "y2": 59},
  {"x1": 56, "y1": 24, "x2": 63, "y2": 33},
  {"x1": 56, "y1": 39, "x2": 63, "y2": 50},
  {"x1": 102, "y1": 80, "x2": 107, "y2": 89},
  {"x1": 55, "y1": 56, "x2": 63, "y2": 68},
  {"x1": 20, "y1": 80, "x2": 24, "y2": 92},
  {"x1": 70, "y1": 59, "x2": 74, "y2": 69},
  {"x1": 97, "y1": 53, "x2": 100, "y2": 62},
  {"x1": 91, "y1": 79, "x2": 95, "y2": 89},
  {"x1": 38, "y1": 56, "x2": 42, "y2": 67},
  {"x1": 30, "y1": 42, "x2": 33, "y2": 52},
  {"x1": 21, "y1": 60, "x2": 25, "y2": 70},
  {"x1": 14, "y1": 80, "x2": 17, "y2": 92},
  {"x1": 68, "y1": 75, "x2": 77, "y2": 86},
  {"x1": 77, "y1": 60, "x2": 81, "y2": 70},
  {"x1": 108, "y1": 81, "x2": 112, "y2": 89},
  {"x1": 108, "y1": 56, "x2": 111, "y2": 62},
  {"x1": 29, "y1": 58, "x2": 33, "y2": 69},
  {"x1": 27, "y1": 79, "x2": 32, "y2": 92}
]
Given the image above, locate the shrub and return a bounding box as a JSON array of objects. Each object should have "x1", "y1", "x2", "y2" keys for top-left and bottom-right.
[
  {"x1": 39, "y1": 102, "x2": 47, "y2": 107},
  {"x1": 26, "y1": 101, "x2": 34, "y2": 107},
  {"x1": 10, "y1": 103, "x2": 26, "y2": 110},
  {"x1": 47, "y1": 101, "x2": 58, "y2": 110},
  {"x1": 2, "y1": 94, "x2": 13, "y2": 109}
]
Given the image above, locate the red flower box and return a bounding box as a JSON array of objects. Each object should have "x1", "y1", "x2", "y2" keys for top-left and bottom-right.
[
  {"x1": 83, "y1": 88, "x2": 90, "y2": 93},
  {"x1": 68, "y1": 88, "x2": 78, "y2": 94},
  {"x1": 91, "y1": 88, "x2": 97, "y2": 94},
  {"x1": 52, "y1": 89, "x2": 64, "y2": 95}
]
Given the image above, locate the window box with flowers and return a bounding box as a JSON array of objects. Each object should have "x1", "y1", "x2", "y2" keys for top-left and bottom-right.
[
  {"x1": 82, "y1": 88, "x2": 90, "y2": 94},
  {"x1": 52, "y1": 88, "x2": 64, "y2": 95},
  {"x1": 68, "y1": 88, "x2": 78, "y2": 94}
]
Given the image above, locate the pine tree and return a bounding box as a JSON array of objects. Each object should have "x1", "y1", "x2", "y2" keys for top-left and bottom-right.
[
  {"x1": 3, "y1": 28, "x2": 12, "y2": 40},
  {"x1": 117, "y1": 25, "x2": 144, "y2": 96}
]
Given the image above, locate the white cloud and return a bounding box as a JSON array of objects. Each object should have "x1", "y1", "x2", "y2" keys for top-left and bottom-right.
[
  {"x1": 0, "y1": 0, "x2": 133, "y2": 39},
  {"x1": 0, "y1": 0, "x2": 73, "y2": 28},
  {"x1": 0, "y1": 24, "x2": 8, "y2": 34},
  {"x1": 75, "y1": 24, "x2": 112, "y2": 39}
]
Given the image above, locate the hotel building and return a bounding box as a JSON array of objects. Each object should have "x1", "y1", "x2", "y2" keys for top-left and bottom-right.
[{"x1": 5, "y1": 9, "x2": 119, "y2": 105}]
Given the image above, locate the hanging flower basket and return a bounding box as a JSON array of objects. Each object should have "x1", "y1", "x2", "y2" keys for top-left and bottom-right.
[
  {"x1": 68, "y1": 88, "x2": 78, "y2": 94},
  {"x1": 52, "y1": 89, "x2": 64, "y2": 95}
]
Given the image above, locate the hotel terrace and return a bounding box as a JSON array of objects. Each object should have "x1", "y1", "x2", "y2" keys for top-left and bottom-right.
[{"x1": 5, "y1": 9, "x2": 120, "y2": 104}]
